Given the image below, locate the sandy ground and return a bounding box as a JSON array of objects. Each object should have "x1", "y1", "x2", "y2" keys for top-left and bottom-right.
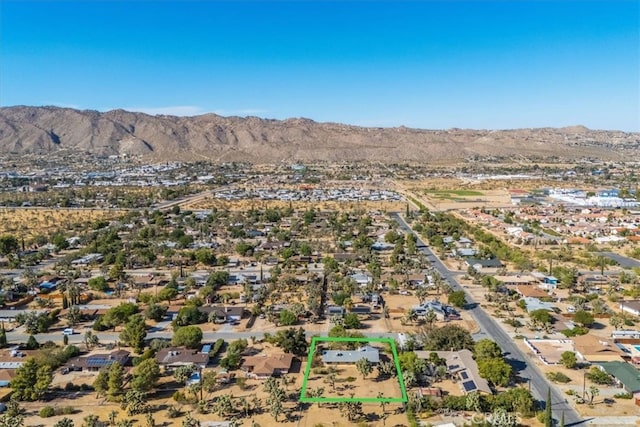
[{"x1": 303, "y1": 363, "x2": 404, "y2": 401}]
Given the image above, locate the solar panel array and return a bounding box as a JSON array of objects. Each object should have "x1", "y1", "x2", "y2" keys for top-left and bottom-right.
[
  {"x1": 86, "y1": 357, "x2": 116, "y2": 368},
  {"x1": 462, "y1": 380, "x2": 477, "y2": 392}
]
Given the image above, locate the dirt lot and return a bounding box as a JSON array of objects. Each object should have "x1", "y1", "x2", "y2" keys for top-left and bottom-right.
[{"x1": 0, "y1": 207, "x2": 125, "y2": 239}]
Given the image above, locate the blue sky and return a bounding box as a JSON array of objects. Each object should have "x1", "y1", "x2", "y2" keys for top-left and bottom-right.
[{"x1": 1, "y1": 0, "x2": 638, "y2": 131}]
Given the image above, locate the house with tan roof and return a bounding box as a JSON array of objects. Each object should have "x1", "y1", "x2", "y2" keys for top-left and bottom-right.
[
  {"x1": 572, "y1": 334, "x2": 626, "y2": 363},
  {"x1": 241, "y1": 353, "x2": 295, "y2": 379},
  {"x1": 513, "y1": 285, "x2": 549, "y2": 299},
  {"x1": 414, "y1": 349, "x2": 492, "y2": 395}
]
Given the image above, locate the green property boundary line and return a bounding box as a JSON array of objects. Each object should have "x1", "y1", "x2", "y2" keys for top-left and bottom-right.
[{"x1": 299, "y1": 336, "x2": 408, "y2": 404}]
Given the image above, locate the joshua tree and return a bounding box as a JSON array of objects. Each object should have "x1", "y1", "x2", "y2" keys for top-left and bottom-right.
[{"x1": 356, "y1": 357, "x2": 373, "y2": 379}]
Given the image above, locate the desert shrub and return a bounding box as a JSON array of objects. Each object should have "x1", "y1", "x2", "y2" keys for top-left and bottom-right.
[
  {"x1": 546, "y1": 372, "x2": 571, "y2": 383},
  {"x1": 172, "y1": 391, "x2": 188, "y2": 403},
  {"x1": 39, "y1": 406, "x2": 55, "y2": 418},
  {"x1": 614, "y1": 392, "x2": 632, "y2": 399}
]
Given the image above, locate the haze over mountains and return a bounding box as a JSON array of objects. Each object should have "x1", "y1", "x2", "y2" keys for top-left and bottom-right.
[{"x1": 0, "y1": 106, "x2": 638, "y2": 163}]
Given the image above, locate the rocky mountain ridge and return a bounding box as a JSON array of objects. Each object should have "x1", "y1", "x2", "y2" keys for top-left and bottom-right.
[{"x1": 0, "y1": 106, "x2": 638, "y2": 163}]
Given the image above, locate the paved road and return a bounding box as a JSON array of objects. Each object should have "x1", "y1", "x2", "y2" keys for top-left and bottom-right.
[
  {"x1": 6, "y1": 329, "x2": 398, "y2": 348},
  {"x1": 596, "y1": 252, "x2": 640, "y2": 269},
  {"x1": 390, "y1": 213, "x2": 583, "y2": 426}
]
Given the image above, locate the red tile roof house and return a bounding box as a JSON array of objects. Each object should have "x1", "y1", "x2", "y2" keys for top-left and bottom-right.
[{"x1": 241, "y1": 354, "x2": 295, "y2": 379}]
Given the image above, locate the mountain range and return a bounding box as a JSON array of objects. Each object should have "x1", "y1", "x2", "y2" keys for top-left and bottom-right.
[{"x1": 0, "y1": 106, "x2": 638, "y2": 163}]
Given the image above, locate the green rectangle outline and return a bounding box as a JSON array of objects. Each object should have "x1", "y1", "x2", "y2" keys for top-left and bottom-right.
[{"x1": 299, "y1": 336, "x2": 408, "y2": 403}]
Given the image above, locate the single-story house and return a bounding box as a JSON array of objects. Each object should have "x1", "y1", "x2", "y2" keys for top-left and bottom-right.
[
  {"x1": 198, "y1": 305, "x2": 243, "y2": 323},
  {"x1": 412, "y1": 301, "x2": 447, "y2": 320},
  {"x1": 595, "y1": 362, "x2": 640, "y2": 397},
  {"x1": 415, "y1": 349, "x2": 492, "y2": 395},
  {"x1": 620, "y1": 301, "x2": 640, "y2": 317},
  {"x1": 65, "y1": 350, "x2": 130, "y2": 372},
  {"x1": 241, "y1": 353, "x2": 295, "y2": 379},
  {"x1": 371, "y1": 241, "x2": 395, "y2": 251},
  {"x1": 454, "y1": 248, "x2": 476, "y2": 258},
  {"x1": 322, "y1": 346, "x2": 380, "y2": 364},
  {"x1": 466, "y1": 258, "x2": 503, "y2": 271},
  {"x1": 350, "y1": 272, "x2": 373, "y2": 287},
  {"x1": 493, "y1": 275, "x2": 537, "y2": 286},
  {"x1": 572, "y1": 334, "x2": 626, "y2": 363},
  {"x1": 522, "y1": 297, "x2": 555, "y2": 313},
  {"x1": 350, "y1": 305, "x2": 372, "y2": 315},
  {"x1": 156, "y1": 347, "x2": 209, "y2": 369},
  {"x1": 326, "y1": 306, "x2": 346, "y2": 317}
]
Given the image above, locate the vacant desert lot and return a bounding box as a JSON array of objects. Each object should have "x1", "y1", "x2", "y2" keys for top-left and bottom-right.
[{"x1": 0, "y1": 208, "x2": 125, "y2": 239}]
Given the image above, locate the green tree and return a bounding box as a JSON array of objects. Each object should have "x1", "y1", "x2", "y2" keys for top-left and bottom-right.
[
  {"x1": 474, "y1": 339, "x2": 503, "y2": 361},
  {"x1": 573, "y1": 310, "x2": 595, "y2": 328},
  {"x1": 119, "y1": 314, "x2": 147, "y2": 354},
  {"x1": 585, "y1": 366, "x2": 613, "y2": 385},
  {"x1": 421, "y1": 324, "x2": 474, "y2": 351},
  {"x1": 9, "y1": 358, "x2": 52, "y2": 401},
  {"x1": 0, "y1": 235, "x2": 19, "y2": 255},
  {"x1": 447, "y1": 290, "x2": 466, "y2": 308},
  {"x1": 158, "y1": 286, "x2": 178, "y2": 304},
  {"x1": 26, "y1": 335, "x2": 39, "y2": 350},
  {"x1": 544, "y1": 387, "x2": 552, "y2": 427},
  {"x1": 107, "y1": 362, "x2": 125, "y2": 400},
  {"x1": 271, "y1": 327, "x2": 308, "y2": 356},
  {"x1": 529, "y1": 309, "x2": 552, "y2": 327},
  {"x1": 131, "y1": 359, "x2": 160, "y2": 392},
  {"x1": 145, "y1": 304, "x2": 168, "y2": 322},
  {"x1": 51, "y1": 234, "x2": 69, "y2": 251},
  {"x1": 93, "y1": 370, "x2": 108, "y2": 398},
  {"x1": 0, "y1": 326, "x2": 7, "y2": 348},
  {"x1": 398, "y1": 351, "x2": 426, "y2": 376},
  {"x1": 477, "y1": 358, "x2": 512, "y2": 387},
  {"x1": 278, "y1": 310, "x2": 297, "y2": 326},
  {"x1": 355, "y1": 357, "x2": 373, "y2": 379},
  {"x1": 103, "y1": 303, "x2": 139, "y2": 329},
  {"x1": 560, "y1": 351, "x2": 577, "y2": 369},
  {"x1": 88, "y1": 276, "x2": 109, "y2": 292},
  {"x1": 172, "y1": 325, "x2": 203, "y2": 349},
  {"x1": 343, "y1": 312, "x2": 361, "y2": 329}
]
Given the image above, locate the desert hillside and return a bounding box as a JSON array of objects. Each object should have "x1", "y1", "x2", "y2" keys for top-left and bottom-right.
[{"x1": 0, "y1": 106, "x2": 638, "y2": 163}]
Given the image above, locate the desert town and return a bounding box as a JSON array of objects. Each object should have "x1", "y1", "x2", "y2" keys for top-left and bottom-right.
[{"x1": 0, "y1": 159, "x2": 638, "y2": 427}]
